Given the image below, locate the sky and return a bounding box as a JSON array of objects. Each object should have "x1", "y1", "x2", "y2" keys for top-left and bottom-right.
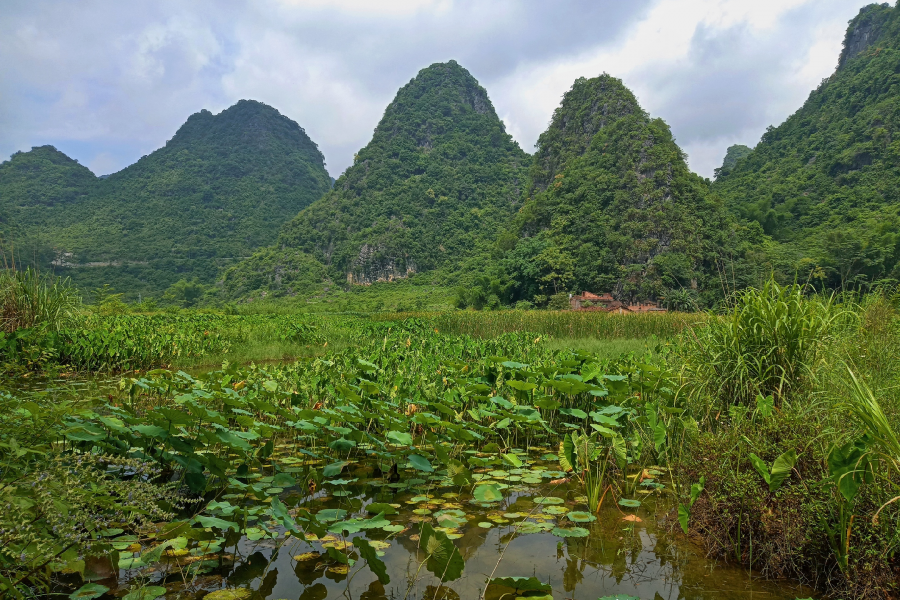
[{"x1": 0, "y1": 0, "x2": 877, "y2": 179}]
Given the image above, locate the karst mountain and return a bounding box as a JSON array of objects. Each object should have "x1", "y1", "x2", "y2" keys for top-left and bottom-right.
[
  {"x1": 714, "y1": 2, "x2": 900, "y2": 289},
  {"x1": 0, "y1": 100, "x2": 331, "y2": 297},
  {"x1": 501, "y1": 74, "x2": 759, "y2": 307},
  {"x1": 221, "y1": 60, "x2": 529, "y2": 299}
]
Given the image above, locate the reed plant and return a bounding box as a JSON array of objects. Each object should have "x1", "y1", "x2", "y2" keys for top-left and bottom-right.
[
  {"x1": 0, "y1": 268, "x2": 81, "y2": 334},
  {"x1": 678, "y1": 279, "x2": 850, "y2": 415}
]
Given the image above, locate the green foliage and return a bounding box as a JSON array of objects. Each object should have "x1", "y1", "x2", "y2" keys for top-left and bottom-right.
[
  {"x1": 0, "y1": 101, "x2": 331, "y2": 299},
  {"x1": 678, "y1": 279, "x2": 845, "y2": 411},
  {"x1": 0, "y1": 268, "x2": 81, "y2": 333},
  {"x1": 505, "y1": 74, "x2": 761, "y2": 307},
  {"x1": 714, "y1": 4, "x2": 900, "y2": 290},
  {"x1": 225, "y1": 61, "x2": 529, "y2": 298}
]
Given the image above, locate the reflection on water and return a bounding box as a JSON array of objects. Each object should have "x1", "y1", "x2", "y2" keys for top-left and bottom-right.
[
  {"x1": 3, "y1": 373, "x2": 819, "y2": 600},
  {"x1": 127, "y1": 462, "x2": 818, "y2": 600}
]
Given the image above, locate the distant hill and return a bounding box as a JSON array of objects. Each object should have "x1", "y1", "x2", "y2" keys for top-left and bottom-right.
[
  {"x1": 0, "y1": 100, "x2": 331, "y2": 298},
  {"x1": 0, "y1": 146, "x2": 96, "y2": 266},
  {"x1": 222, "y1": 61, "x2": 529, "y2": 300},
  {"x1": 503, "y1": 74, "x2": 760, "y2": 307},
  {"x1": 714, "y1": 3, "x2": 900, "y2": 289}
]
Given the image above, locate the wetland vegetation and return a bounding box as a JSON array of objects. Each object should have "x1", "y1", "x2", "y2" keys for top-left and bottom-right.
[{"x1": 1, "y1": 276, "x2": 899, "y2": 600}]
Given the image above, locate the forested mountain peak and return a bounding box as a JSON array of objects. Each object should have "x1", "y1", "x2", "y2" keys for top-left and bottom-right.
[
  {"x1": 713, "y1": 1, "x2": 900, "y2": 289},
  {"x1": 714, "y1": 144, "x2": 753, "y2": 180},
  {"x1": 222, "y1": 61, "x2": 529, "y2": 298},
  {"x1": 529, "y1": 74, "x2": 643, "y2": 194},
  {"x1": 162, "y1": 100, "x2": 325, "y2": 163},
  {"x1": 1, "y1": 101, "x2": 332, "y2": 298},
  {"x1": 0, "y1": 145, "x2": 96, "y2": 208},
  {"x1": 839, "y1": 3, "x2": 897, "y2": 69},
  {"x1": 505, "y1": 73, "x2": 756, "y2": 307}
]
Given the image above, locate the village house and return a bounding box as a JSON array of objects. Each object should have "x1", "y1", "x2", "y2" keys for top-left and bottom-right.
[{"x1": 569, "y1": 291, "x2": 666, "y2": 313}]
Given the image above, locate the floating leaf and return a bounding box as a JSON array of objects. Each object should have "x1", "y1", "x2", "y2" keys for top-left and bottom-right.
[
  {"x1": 618, "y1": 499, "x2": 641, "y2": 508},
  {"x1": 534, "y1": 496, "x2": 564, "y2": 505},
  {"x1": 366, "y1": 502, "x2": 398, "y2": 515},
  {"x1": 551, "y1": 526, "x2": 589, "y2": 538},
  {"x1": 203, "y1": 590, "x2": 252, "y2": 600},
  {"x1": 70, "y1": 584, "x2": 109, "y2": 600},
  {"x1": 489, "y1": 576, "x2": 551, "y2": 592},
  {"x1": 566, "y1": 511, "x2": 597, "y2": 523},
  {"x1": 123, "y1": 586, "x2": 167, "y2": 600},
  {"x1": 474, "y1": 483, "x2": 503, "y2": 503}
]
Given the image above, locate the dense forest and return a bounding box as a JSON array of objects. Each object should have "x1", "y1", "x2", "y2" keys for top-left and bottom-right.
[
  {"x1": 714, "y1": 2, "x2": 900, "y2": 291},
  {"x1": 0, "y1": 101, "x2": 331, "y2": 299},
  {"x1": 221, "y1": 61, "x2": 529, "y2": 300},
  {"x1": 2, "y1": 3, "x2": 900, "y2": 309}
]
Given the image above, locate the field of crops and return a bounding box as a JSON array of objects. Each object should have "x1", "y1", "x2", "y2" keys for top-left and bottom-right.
[{"x1": 2, "y1": 289, "x2": 900, "y2": 600}]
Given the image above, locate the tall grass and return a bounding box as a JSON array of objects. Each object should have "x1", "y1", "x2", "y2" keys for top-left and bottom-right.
[
  {"x1": 678, "y1": 279, "x2": 850, "y2": 412},
  {"x1": 377, "y1": 309, "x2": 704, "y2": 339},
  {"x1": 0, "y1": 268, "x2": 81, "y2": 334}
]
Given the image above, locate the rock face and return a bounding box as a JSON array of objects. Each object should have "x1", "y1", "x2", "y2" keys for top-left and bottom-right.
[
  {"x1": 506, "y1": 74, "x2": 748, "y2": 305},
  {"x1": 224, "y1": 60, "x2": 529, "y2": 298},
  {"x1": 839, "y1": 4, "x2": 893, "y2": 69},
  {"x1": 714, "y1": 144, "x2": 753, "y2": 180}
]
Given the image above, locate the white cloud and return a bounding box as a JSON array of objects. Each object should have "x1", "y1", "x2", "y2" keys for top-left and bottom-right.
[{"x1": 0, "y1": 0, "x2": 879, "y2": 178}]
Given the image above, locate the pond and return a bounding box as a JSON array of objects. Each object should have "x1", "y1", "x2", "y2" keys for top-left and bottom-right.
[{"x1": 88, "y1": 451, "x2": 817, "y2": 600}]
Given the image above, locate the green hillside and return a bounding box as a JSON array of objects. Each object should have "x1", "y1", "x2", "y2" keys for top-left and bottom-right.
[
  {"x1": 503, "y1": 74, "x2": 761, "y2": 307},
  {"x1": 715, "y1": 2, "x2": 900, "y2": 289},
  {"x1": 222, "y1": 60, "x2": 529, "y2": 300},
  {"x1": 0, "y1": 100, "x2": 331, "y2": 298},
  {"x1": 0, "y1": 146, "x2": 96, "y2": 266}
]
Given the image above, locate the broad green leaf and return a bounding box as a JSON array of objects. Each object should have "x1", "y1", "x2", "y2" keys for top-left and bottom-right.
[
  {"x1": 489, "y1": 577, "x2": 551, "y2": 592},
  {"x1": 474, "y1": 483, "x2": 503, "y2": 503},
  {"x1": 408, "y1": 454, "x2": 434, "y2": 472},
  {"x1": 748, "y1": 453, "x2": 771, "y2": 485},
  {"x1": 420, "y1": 522, "x2": 465, "y2": 581},
  {"x1": 353, "y1": 537, "x2": 390, "y2": 584},
  {"x1": 386, "y1": 431, "x2": 413, "y2": 446},
  {"x1": 500, "y1": 452, "x2": 523, "y2": 468},
  {"x1": 323, "y1": 461, "x2": 349, "y2": 477},
  {"x1": 70, "y1": 584, "x2": 109, "y2": 600},
  {"x1": 769, "y1": 450, "x2": 798, "y2": 492},
  {"x1": 678, "y1": 503, "x2": 690, "y2": 534},
  {"x1": 122, "y1": 586, "x2": 167, "y2": 600}
]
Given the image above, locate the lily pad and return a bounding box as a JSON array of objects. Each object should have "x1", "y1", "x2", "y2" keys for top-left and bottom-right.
[
  {"x1": 618, "y1": 499, "x2": 641, "y2": 508},
  {"x1": 551, "y1": 526, "x2": 589, "y2": 538},
  {"x1": 204, "y1": 589, "x2": 253, "y2": 600},
  {"x1": 294, "y1": 552, "x2": 322, "y2": 561},
  {"x1": 533, "y1": 496, "x2": 564, "y2": 505},
  {"x1": 123, "y1": 586, "x2": 167, "y2": 600},
  {"x1": 474, "y1": 483, "x2": 503, "y2": 503},
  {"x1": 489, "y1": 577, "x2": 551, "y2": 593},
  {"x1": 317, "y1": 508, "x2": 348, "y2": 522},
  {"x1": 478, "y1": 522, "x2": 493, "y2": 528},
  {"x1": 542, "y1": 505, "x2": 568, "y2": 515},
  {"x1": 566, "y1": 511, "x2": 597, "y2": 523},
  {"x1": 366, "y1": 502, "x2": 398, "y2": 515}
]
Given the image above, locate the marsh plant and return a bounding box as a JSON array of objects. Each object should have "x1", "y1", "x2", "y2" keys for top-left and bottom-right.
[
  {"x1": 0, "y1": 268, "x2": 81, "y2": 334},
  {"x1": 679, "y1": 279, "x2": 848, "y2": 415}
]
